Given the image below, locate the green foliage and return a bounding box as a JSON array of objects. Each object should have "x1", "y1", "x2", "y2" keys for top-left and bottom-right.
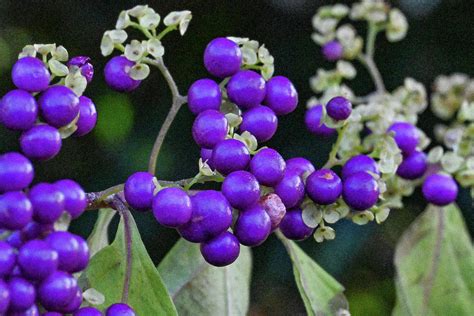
[{"x1": 86, "y1": 208, "x2": 115, "y2": 257}]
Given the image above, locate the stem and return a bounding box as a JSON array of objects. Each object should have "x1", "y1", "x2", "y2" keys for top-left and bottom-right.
[
  {"x1": 129, "y1": 22, "x2": 153, "y2": 39},
  {"x1": 156, "y1": 25, "x2": 177, "y2": 41},
  {"x1": 323, "y1": 123, "x2": 349, "y2": 169}
]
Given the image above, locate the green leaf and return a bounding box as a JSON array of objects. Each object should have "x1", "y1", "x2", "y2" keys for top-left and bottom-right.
[
  {"x1": 157, "y1": 238, "x2": 252, "y2": 316},
  {"x1": 394, "y1": 204, "x2": 474, "y2": 316},
  {"x1": 278, "y1": 235, "x2": 349, "y2": 316},
  {"x1": 87, "y1": 208, "x2": 115, "y2": 257},
  {"x1": 83, "y1": 213, "x2": 177, "y2": 315}
]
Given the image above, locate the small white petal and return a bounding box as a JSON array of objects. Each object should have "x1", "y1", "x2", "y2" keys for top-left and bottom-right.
[
  {"x1": 83, "y1": 288, "x2": 105, "y2": 305},
  {"x1": 146, "y1": 38, "x2": 165, "y2": 58},
  {"x1": 65, "y1": 72, "x2": 87, "y2": 96},
  {"x1": 52, "y1": 46, "x2": 69, "y2": 62},
  {"x1": 127, "y1": 5, "x2": 150, "y2": 18},
  {"x1": 129, "y1": 63, "x2": 150, "y2": 80},
  {"x1": 48, "y1": 59, "x2": 69, "y2": 77},
  {"x1": 116, "y1": 10, "x2": 131, "y2": 29},
  {"x1": 124, "y1": 40, "x2": 146, "y2": 61},
  {"x1": 106, "y1": 29, "x2": 128, "y2": 44},
  {"x1": 34, "y1": 44, "x2": 56, "y2": 55},
  {"x1": 139, "y1": 12, "x2": 161, "y2": 29},
  {"x1": 100, "y1": 34, "x2": 114, "y2": 56},
  {"x1": 19, "y1": 45, "x2": 37, "y2": 59}
]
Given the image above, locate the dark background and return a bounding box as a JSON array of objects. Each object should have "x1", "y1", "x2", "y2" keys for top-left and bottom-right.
[{"x1": 0, "y1": 1, "x2": 473, "y2": 315}]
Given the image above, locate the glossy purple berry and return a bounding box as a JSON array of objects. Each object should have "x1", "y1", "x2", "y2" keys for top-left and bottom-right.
[
  {"x1": 304, "y1": 104, "x2": 336, "y2": 137},
  {"x1": 326, "y1": 96, "x2": 352, "y2": 121},
  {"x1": 54, "y1": 179, "x2": 87, "y2": 219},
  {"x1": 192, "y1": 110, "x2": 228, "y2": 149},
  {"x1": 422, "y1": 173, "x2": 458, "y2": 206},
  {"x1": 285, "y1": 157, "x2": 315, "y2": 177},
  {"x1": 188, "y1": 79, "x2": 222, "y2": 115},
  {"x1": 397, "y1": 150, "x2": 427, "y2": 180},
  {"x1": 124, "y1": 172, "x2": 156, "y2": 211},
  {"x1": 343, "y1": 172, "x2": 379, "y2": 210},
  {"x1": 342, "y1": 154, "x2": 379, "y2": 180},
  {"x1": 74, "y1": 96, "x2": 97, "y2": 136},
  {"x1": 104, "y1": 56, "x2": 141, "y2": 92},
  {"x1": 234, "y1": 204, "x2": 271, "y2": 247},
  {"x1": 204, "y1": 37, "x2": 242, "y2": 78},
  {"x1": 20, "y1": 222, "x2": 53, "y2": 241},
  {"x1": 222, "y1": 171, "x2": 260, "y2": 210},
  {"x1": 45, "y1": 232, "x2": 89, "y2": 273},
  {"x1": 200, "y1": 231, "x2": 240, "y2": 267},
  {"x1": 264, "y1": 76, "x2": 298, "y2": 115},
  {"x1": 0, "y1": 241, "x2": 16, "y2": 277},
  {"x1": 322, "y1": 40, "x2": 343, "y2": 61},
  {"x1": 280, "y1": 208, "x2": 314, "y2": 240},
  {"x1": 0, "y1": 152, "x2": 34, "y2": 192},
  {"x1": 240, "y1": 105, "x2": 278, "y2": 142},
  {"x1": 178, "y1": 190, "x2": 232, "y2": 243},
  {"x1": 0, "y1": 191, "x2": 33, "y2": 230},
  {"x1": 8, "y1": 277, "x2": 36, "y2": 312},
  {"x1": 38, "y1": 271, "x2": 78, "y2": 312},
  {"x1": 6, "y1": 231, "x2": 23, "y2": 248},
  {"x1": 260, "y1": 193, "x2": 286, "y2": 230},
  {"x1": 0, "y1": 280, "x2": 10, "y2": 313},
  {"x1": 58, "y1": 287, "x2": 82, "y2": 313},
  {"x1": 20, "y1": 124, "x2": 62, "y2": 161},
  {"x1": 74, "y1": 307, "x2": 102, "y2": 316},
  {"x1": 106, "y1": 303, "x2": 136, "y2": 316},
  {"x1": 200, "y1": 148, "x2": 214, "y2": 169},
  {"x1": 306, "y1": 169, "x2": 342, "y2": 205},
  {"x1": 39, "y1": 85, "x2": 80, "y2": 128},
  {"x1": 250, "y1": 148, "x2": 286, "y2": 186},
  {"x1": 12, "y1": 57, "x2": 50, "y2": 92},
  {"x1": 227, "y1": 70, "x2": 266, "y2": 110},
  {"x1": 29, "y1": 183, "x2": 65, "y2": 224},
  {"x1": 18, "y1": 240, "x2": 58, "y2": 280},
  {"x1": 388, "y1": 122, "x2": 419, "y2": 154},
  {"x1": 0, "y1": 89, "x2": 38, "y2": 131},
  {"x1": 274, "y1": 171, "x2": 305, "y2": 209},
  {"x1": 212, "y1": 139, "x2": 250, "y2": 175},
  {"x1": 152, "y1": 187, "x2": 192, "y2": 228},
  {"x1": 68, "y1": 56, "x2": 94, "y2": 83}
]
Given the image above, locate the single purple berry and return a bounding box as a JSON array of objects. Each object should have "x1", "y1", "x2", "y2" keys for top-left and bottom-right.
[
  {"x1": 18, "y1": 240, "x2": 58, "y2": 280},
  {"x1": 326, "y1": 96, "x2": 352, "y2": 121},
  {"x1": 305, "y1": 104, "x2": 336, "y2": 137},
  {"x1": 54, "y1": 179, "x2": 87, "y2": 219},
  {"x1": 322, "y1": 40, "x2": 343, "y2": 61},
  {"x1": 285, "y1": 157, "x2": 315, "y2": 178},
  {"x1": 29, "y1": 183, "x2": 65, "y2": 224},
  {"x1": 200, "y1": 231, "x2": 240, "y2": 267},
  {"x1": 306, "y1": 169, "x2": 342, "y2": 205},
  {"x1": 227, "y1": 70, "x2": 266, "y2": 110},
  {"x1": 6, "y1": 231, "x2": 23, "y2": 248},
  {"x1": 260, "y1": 193, "x2": 286, "y2": 231},
  {"x1": 234, "y1": 204, "x2": 271, "y2": 247},
  {"x1": 7, "y1": 277, "x2": 36, "y2": 312},
  {"x1": 239, "y1": 105, "x2": 278, "y2": 142},
  {"x1": 250, "y1": 148, "x2": 286, "y2": 186},
  {"x1": 12, "y1": 57, "x2": 50, "y2": 92},
  {"x1": 274, "y1": 171, "x2": 305, "y2": 209},
  {"x1": 397, "y1": 150, "x2": 427, "y2": 180},
  {"x1": 20, "y1": 222, "x2": 53, "y2": 241},
  {"x1": 200, "y1": 148, "x2": 215, "y2": 169},
  {"x1": 45, "y1": 232, "x2": 89, "y2": 273},
  {"x1": 74, "y1": 307, "x2": 102, "y2": 316},
  {"x1": 68, "y1": 56, "x2": 94, "y2": 83},
  {"x1": 192, "y1": 110, "x2": 228, "y2": 149},
  {"x1": 0, "y1": 241, "x2": 16, "y2": 277},
  {"x1": 58, "y1": 287, "x2": 82, "y2": 313},
  {"x1": 342, "y1": 172, "x2": 379, "y2": 210},
  {"x1": 222, "y1": 171, "x2": 260, "y2": 210},
  {"x1": 106, "y1": 303, "x2": 135, "y2": 316},
  {"x1": 74, "y1": 96, "x2": 97, "y2": 136},
  {"x1": 212, "y1": 139, "x2": 250, "y2": 175},
  {"x1": 104, "y1": 56, "x2": 141, "y2": 92},
  {"x1": 264, "y1": 76, "x2": 298, "y2": 115},
  {"x1": 38, "y1": 85, "x2": 80, "y2": 128},
  {"x1": 188, "y1": 79, "x2": 222, "y2": 115},
  {"x1": 0, "y1": 152, "x2": 34, "y2": 192},
  {"x1": 0, "y1": 280, "x2": 10, "y2": 313},
  {"x1": 388, "y1": 122, "x2": 419, "y2": 154},
  {"x1": 20, "y1": 124, "x2": 62, "y2": 161},
  {"x1": 0, "y1": 89, "x2": 38, "y2": 131},
  {"x1": 178, "y1": 190, "x2": 232, "y2": 243},
  {"x1": 0, "y1": 191, "x2": 33, "y2": 230},
  {"x1": 280, "y1": 208, "x2": 314, "y2": 240},
  {"x1": 124, "y1": 172, "x2": 156, "y2": 211},
  {"x1": 342, "y1": 154, "x2": 379, "y2": 180},
  {"x1": 38, "y1": 271, "x2": 78, "y2": 312},
  {"x1": 152, "y1": 187, "x2": 192, "y2": 228},
  {"x1": 422, "y1": 173, "x2": 458, "y2": 206},
  {"x1": 204, "y1": 37, "x2": 242, "y2": 78}
]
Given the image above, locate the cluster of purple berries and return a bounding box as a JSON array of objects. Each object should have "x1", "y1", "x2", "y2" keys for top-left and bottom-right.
[{"x1": 0, "y1": 55, "x2": 97, "y2": 161}]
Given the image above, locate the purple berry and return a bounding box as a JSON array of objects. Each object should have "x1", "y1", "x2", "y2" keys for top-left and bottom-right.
[
  {"x1": 38, "y1": 271, "x2": 78, "y2": 312},
  {"x1": 234, "y1": 204, "x2": 271, "y2": 246},
  {"x1": 12, "y1": 57, "x2": 50, "y2": 92},
  {"x1": 200, "y1": 231, "x2": 240, "y2": 267},
  {"x1": 342, "y1": 154, "x2": 379, "y2": 180},
  {"x1": 397, "y1": 150, "x2": 427, "y2": 180},
  {"x1": 0, "y1": 90, "x2": 38, "y2": 131},
  {"x1": 274, "y1": 171, "x2": 305, "y2": 209},
  {"x1": 20, "y1": 124, "x2": 62, "y2": 161},
  {"x1": 239, "y1": 105, "x2": 278, "y2": 142},
  {"x1": 0, "y1": 280, "x2": 10, "y2": 313},
  {"x1": 29, "y1": 183, "x2": 65, "y2": 224},
  {"x1": 322, "y1": 40, "x2": 343, "y2": 61},
  {"x1": 104, "y1": 56, "x2": 141, "y2": 92},
  {"x1": 124, "y1": 172, "x2": 156, "y2": 211},
  {"x1": 200, "y1": 148, "x2": 214, "y2": 169},
  {"x1": 58, "y1": 287, "x2": 82, "y2": 313},
  {"x1": 74, "y1": 307, "x2": 102, "y2": 316},
  {"x1": 306, "y1": 169, "x2": 342, "y2": 205},
  {"x1": 20, "y1": 222, "x2": 53, "y2": 241},
  {"x1": 326, "y1": 96, "x2": 352, "y2": 121},
  {"x1": 178, "y1": 190, "x2": 232, "y2": 243},
  {"x1": 388, "y1": 122, "x2": 419, "y2": 154},
  {"x1": 304, "y1": 105, "x2": 336, "y2": 137},
  {"x1": 227, "y1": 70, "x2": 266, "y2": 110},
  {"x1": 9, "y1": 304, "x2": 39, "y2": 316},
  {"x1": 68, "y1": 56, "x2": 94, "y2": 83},
  {"x1": 106, "y1": 303, "x2": 136, "y2": 316},
  {"x1": 250, "y1": 148, "x2": 286, "y2": 186},
  {"x1": 188, "y1": 79, "x2": 222, "y2": 115},
  {"x1": 422, "y1": 173, "x2": 458, "y2": 206},
  {"x1": 8, "y1": 277, "x2": 36, "y2": 312},
  {"x1": 18, "y1": 240, "x2": 58, "y2": 280},
  {"x1": 264, "y1": 76, "x2": 298, "y2": 115},
  {"x1": 212, "y1": 139, "x2": 250, "y2": 175},
  {"x1": 54, "y1": 179, "x2": 87, "y2": 219},
  {"x1": 45, "y1": 232, "x2": 89, "y2": 273},
  {"x1": 38, "y1": 85, "x2": 80, "y2": 128},
  {"x1": 192, "y1": 110, "x2": 228, "y2": 149},
  {"x1": 0, "y1": 241, "x2": 16, "y2": 277},
  {"x1": 279, "y1": 208, "x2": 314, "y2": 240},
  {"x1": 204, "y1": 37, "x2": 242, "y2": 78},
  {"x1": 285, "y1": 157, "x2": 315, "y2": 177},
  {"x1": 260, "y1": 193, "x2": 286, "y2": 230},
  {"x1": 222, "y1": 171, "x2": 260, "y2": 210},
  {"x1": 152, "y1": 187, "x2": 192, "y2": 228},
  {"x1": 0, "y1": 191, "x2": 33, "y2": 230},
  {"x1": 7, "y1": 231, "x2": 23, "y2": 248},
  {"x1": 342, "y1": 172, "x2": 379, "y2": 210},
  {"x1": 74, "y1": 96, "x2": 97, "y2": 136},
  {"x1": 0, "y1": 152, "x2": 34, "y2": 192}
]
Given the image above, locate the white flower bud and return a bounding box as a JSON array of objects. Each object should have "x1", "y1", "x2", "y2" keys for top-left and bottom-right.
[
  {"x1": 302, "y1": 203, "x2": 323, "y2": 228},
  {"x1": 128, "y1": 5, "x2": 150, "y2": 18},
  {"x1": 129, "y1": 63, "x2": 150, "y2": 80},
  {"x1": 387, "y1": 9, "x2": 408, "y2": 42},
  {"x1": 48, "y1": 59, "x2": 69, "y2": 77},
  {"x1": 146, "y1": 38, "x2": 165, "y2": 58},
  {"x1": 124, "y1": 40, "x2": 146, "y2": 62},
  {"x1": 116, "y1": 11, "x2": 131, "y2": 29},
  {"x1": 19, "y1": 45, "x2": 37, "y2": 59},
  {"x1": 164, "y1": 11, "x2": 192, "y2": 36},
  {"x1": 52, "y1": 46, "x2": 69, "y2": 62},
  {"x1": 140, "y1": 12, "x2": 161, "y2": 29}
]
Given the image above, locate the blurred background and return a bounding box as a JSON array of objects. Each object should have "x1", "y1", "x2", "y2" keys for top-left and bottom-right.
[{"x1": 0, "y1": 0, "x2": 473, "y2": 315}]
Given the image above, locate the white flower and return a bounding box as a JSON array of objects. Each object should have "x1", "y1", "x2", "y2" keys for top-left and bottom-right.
[
  {"x1": 34, "y1": 44, "x2": 56, "y2": 55},
  {"x1": 258, "y1": 45, "x2": 274, "y2": 64},
  {"x1": 127, "y1": 5, "x2": 150, "y2": 18},
  {"x1": 129, "y1": 63, "x2": 150, "y2": 80},
  {"x1": 164, "y1": 10, "x2": 192, "y2": 35},
  {"x1": 302, "y1": 203, "x2": 323, "y2": 228},
  {"x1": 262, "y1": 63, "x2": 274, "y2": 81},
  {"x1": 146, "y1": 38, "x2": 165, "y2": 58},
  {"x1": 48, "y1": 59, "x2": 69, "y2": 77},
  {"x1": 241, "y1": 46, "x2": 258, "y2": 65},
  {"x1": 18, "y1": 45, "x2": 37, "y2": 58},
  {"x1": 116, "y1": 10, "x2": 131, "y2": 29},
  {"x1": 139, "y1": 11, "x2": 161, "y2": 29},
  {"x1": 336, "y1": 60, "x2": 356, "y2": 79},
  {"x1": 227, "y1": 37, "x2": 250, "y2": 45},
  {"x1": 65, "y1": 72, "x2": 87, "y2": 96},
  {"x1": 387, "y1": 9, "x2": 408, "y2": 42},
  {"x1": 124, "y1": 40, "x2": 146, "y2": 61},
  {"x1": 83, "y1": 288, "x2": 105, "y2": 306}
]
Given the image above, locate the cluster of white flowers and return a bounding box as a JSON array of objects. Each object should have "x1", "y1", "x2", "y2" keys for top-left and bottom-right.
[
  {"x1": 227, "y1": 37, "x2": 275, "y2": 80},
  {"x1": 431, "y1": 73, "x2": 474, "y2": 120}
]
